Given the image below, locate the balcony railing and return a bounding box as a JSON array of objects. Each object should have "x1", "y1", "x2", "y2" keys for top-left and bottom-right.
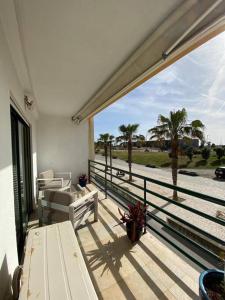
[{"x1": 88, "y1": 159, "x2": 225, "y2": 270}]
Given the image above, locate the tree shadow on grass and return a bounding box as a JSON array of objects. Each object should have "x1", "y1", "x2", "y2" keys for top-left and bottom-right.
[
  {"x1": 210, "y1": 158, "x2": 225, "y2": 166},
  {"x1": 160, "y1": 162, "x2": 171, "y2": 167},
  {"x1": 179, "y1": 160, "x2": 192, "y2": 168},
  {"x1": 195, "y1": 160, "x2": 207, "y2": 167}
]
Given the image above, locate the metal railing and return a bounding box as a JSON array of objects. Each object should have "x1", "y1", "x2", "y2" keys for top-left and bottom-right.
[{"x1": 89, "y1": 159, "x2": 225, "y2": 270}]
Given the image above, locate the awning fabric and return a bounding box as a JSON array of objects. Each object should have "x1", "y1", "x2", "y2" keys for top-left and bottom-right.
[{"x1": 73, "y1": 0, "x2": 225, "y2": 122}]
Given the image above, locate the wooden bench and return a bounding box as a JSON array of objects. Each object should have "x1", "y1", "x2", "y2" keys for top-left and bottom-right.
[{"x1": 19, "y1": 221, "x2": 98, "y2": 300}]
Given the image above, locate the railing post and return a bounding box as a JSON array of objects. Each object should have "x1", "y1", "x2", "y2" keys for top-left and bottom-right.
[
  {"x1": 109, "y1": 141, "x2": 112, "y2": 182},
  {"x1": 88, "y1": 159, "x2": 91, "y2": 183},
  {"x1": 144, "y1": 178, "x2": 147, "y2": 234},
  {"x1": 105, "y1": 162, "x2": 107, "y2": 199}
]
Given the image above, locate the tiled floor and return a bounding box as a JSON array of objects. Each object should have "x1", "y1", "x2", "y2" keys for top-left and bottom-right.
[{"x1": 76, "y1": 197, "x2": 200, "y2": 300}]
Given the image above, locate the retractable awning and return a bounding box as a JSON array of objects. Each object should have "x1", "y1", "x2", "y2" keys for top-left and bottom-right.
[
  {"x1": 1, "y1": 0, "x2": 225, "y2": 120},
  {"x1": 73, "y1": 0, "x2": 225, "y2": 122}
]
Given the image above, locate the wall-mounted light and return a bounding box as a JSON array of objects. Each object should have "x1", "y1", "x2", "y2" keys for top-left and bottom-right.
[
  {"x1": 24, "y1": 95, "x2": 33, "y2": 110},
  {"x1": 71, "y1": 115, "x2": 82, "y2": 124}
]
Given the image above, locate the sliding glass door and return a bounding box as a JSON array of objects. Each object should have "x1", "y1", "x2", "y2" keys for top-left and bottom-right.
[{"x1": 10, "y1": 106, "x2": 33, "y2": 260}]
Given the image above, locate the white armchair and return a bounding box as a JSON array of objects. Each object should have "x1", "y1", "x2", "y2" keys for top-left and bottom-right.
[
  {"x1": 36, "y1": 170, "x2": 72, "y2": 199},
  {"x1": 38, "y1": 189, "x2": 98, "y2": 229}
]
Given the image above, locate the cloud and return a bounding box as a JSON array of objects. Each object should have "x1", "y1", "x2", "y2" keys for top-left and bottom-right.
[{"x1": 95, "y1": 31, "x2": 225, "y2": 144}]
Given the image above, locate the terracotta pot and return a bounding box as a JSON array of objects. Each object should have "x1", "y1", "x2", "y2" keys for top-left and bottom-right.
[{"x1": 126, "y1": 221, "x2": 142, "y2": 242}]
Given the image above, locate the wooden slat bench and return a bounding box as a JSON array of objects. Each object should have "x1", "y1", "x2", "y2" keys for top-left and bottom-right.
[{"x1": 19, "y1": 221, "x2": 98, "y2": 300}]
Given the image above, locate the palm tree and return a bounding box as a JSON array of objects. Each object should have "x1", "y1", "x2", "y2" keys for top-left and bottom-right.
[
  {"x1": 136, "y1": 134, "x2": 146, "y2": 148},
  {"x1": 148, "y1": 126, "x2": 165, "y2": 150},
  {"x1": 148, "y1": 108, "x2": 204, "y2": 200},
  {"x1": 119, "y1": 124, "x2": 139, "y2": 181},
  {"x1": 98, "y1": 133, "x2": 110, "y2": 165}
]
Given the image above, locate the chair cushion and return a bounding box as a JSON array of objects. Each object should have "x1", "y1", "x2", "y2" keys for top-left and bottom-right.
[
  {"x1": 40, "y1": 179, "x2": 71, "y2": 190},
  {"x1": 39, "y1": 170, "x2": 54, "y2": 186},
  {"x1": 42, "y1": 190, "x2": 75, "y2": 224},
  {"x1": 44, "y1": 189, "x2": 74, "y2": 206},
  {"x1": 41, "y1": 181, "x2": 62, "y2": 190}
]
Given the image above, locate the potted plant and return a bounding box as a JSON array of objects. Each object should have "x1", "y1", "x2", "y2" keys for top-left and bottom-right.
[
  {"x1": 199, "y1": 254, "x2": 225, "y2": 299},
  {"x1": 118, "y1": 201, "x2": 147, "y2": 242},
  {"x1": 79, "y1": 174, "x2": 87, "y2": 187}
]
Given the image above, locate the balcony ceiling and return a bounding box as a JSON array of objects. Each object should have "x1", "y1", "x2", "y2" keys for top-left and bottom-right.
[
  {"x1": 1, "y1": 0, "x2": 225, "y2": 118},
  {"x1": 2, "y1": 0, "x2": 181, "y2": 116}
]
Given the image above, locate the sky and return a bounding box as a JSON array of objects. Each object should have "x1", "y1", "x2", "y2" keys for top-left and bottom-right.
[{"x1": 94, "y1": 31, "x2": 225, "y2": 144}]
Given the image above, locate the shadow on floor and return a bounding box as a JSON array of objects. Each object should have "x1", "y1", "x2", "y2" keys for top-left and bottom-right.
[
  {"x1": 98, "y1": 200, "x2": 199, "y2": 299},
  {"x1": 0, "y1": 255, "x2": 13, "y2": 300}
]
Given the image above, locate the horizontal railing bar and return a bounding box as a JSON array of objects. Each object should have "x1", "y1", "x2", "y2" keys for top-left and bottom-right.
[
  {"x1": 90, "y1": 160, "x2": 144, "y2": 179},
  {"x1": 90, "y1": 160, "x2": 225, "y2": 206},
  {"x1": 91, "y1": 169, "x2": 225, "y2": 226},
  {"x1": 146, "y1": 188, "x2": 225, "y2": 227},
  {"x1": 89, "y1": 175, "x2": 105, "y2": 192},
  {"x1": 145, "y1": 177, "x2": 225, "y2": 207},
  {"x1": 90, "y1": 165, "x2": 105, "y2": 173},
  {"x1": 91, "y1": 171, "x2": 143, "y2": 202},
  {"x1": 90, "y1": 165, "x2": 144, "y2": 190},
  {"x1": 89, "y1": 161, "x2": 222, "y2": 270},
  {"x1": 146, "y1": 223, "x2": 208, "y2": 270},
  {"x1": 90, "y1": 176, "x2": 131, "y2": 212},
  {"x1": 90, "y1": 173, "x2": 214, "y2": 270},
  {"x1": 145, "y1": 200, "x2": 225, "y2": 246},
  {"x1": 93, "y1": 172, "x2": 225, "y2": 247},
  {"x1": 92, "y1": 172, "x2": 225, "y2": 251},
  {"x1": 147, "y1": 211, "x2": 221, "y2": 261}
]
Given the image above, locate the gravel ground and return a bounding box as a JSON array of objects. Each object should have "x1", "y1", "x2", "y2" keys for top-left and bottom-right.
[{"x1": 95, "y1": 155, "x2": 225, "y2": 242}]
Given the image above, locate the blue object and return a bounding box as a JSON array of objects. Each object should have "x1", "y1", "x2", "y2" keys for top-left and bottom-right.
[
  {"x1": 79, "y1": 178, "x2": 87, "y2": 187},
  {"x1": 199, "y1": 269, "x2": 224, "y2": 299}
]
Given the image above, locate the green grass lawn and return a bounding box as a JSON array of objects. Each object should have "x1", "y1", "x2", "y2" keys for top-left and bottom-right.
[{"x1": 109, "y1": 150, "x2": 225, "y2": 169}]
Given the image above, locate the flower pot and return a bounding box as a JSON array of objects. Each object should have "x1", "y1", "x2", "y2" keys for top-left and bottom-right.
[
  {"x1": 79, "y1": 178, "x2": 87, "y2": 187},
  {"x1": 126, "y1": 221, "x2": 142, "y2": 242},
  {"x1": 199, "y1": 269, "x2": 225, "y2": 300}
]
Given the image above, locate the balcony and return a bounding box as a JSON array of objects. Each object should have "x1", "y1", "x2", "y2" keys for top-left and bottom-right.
[{"x1": 22, "y1": 159, "x2": 225, "y2": 300}]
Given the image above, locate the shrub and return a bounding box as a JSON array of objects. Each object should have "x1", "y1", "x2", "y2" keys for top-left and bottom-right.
[
  {"x1": 214, "y1": 147, "x2": 224, "y2": 160},
  {"x1": 193, "y1": 149, "x2": 201, "y2": 155},
  {"x1": 201, "y1": 148, "x2": 210, "y2": 160}
]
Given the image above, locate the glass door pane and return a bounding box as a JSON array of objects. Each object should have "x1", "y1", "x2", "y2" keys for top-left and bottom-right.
[
  {"x1": 18, "y1": 122, "x2": 28, "y2": 237},
  {"x1": 10, "y1": 106, "x2": 33, "y2": 260}
]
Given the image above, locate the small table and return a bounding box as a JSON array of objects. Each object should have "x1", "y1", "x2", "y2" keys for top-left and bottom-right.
[{"x1": 19, "y1": 221, "x2": 97, "y2": 300}]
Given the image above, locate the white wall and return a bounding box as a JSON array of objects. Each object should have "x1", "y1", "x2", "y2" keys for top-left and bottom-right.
[
  {"x1": 37, "y1": 114, "x2": 89, "y2": 184},
  {"x1": 0, "y1": 18, "x2": 37, "y2": 299}
]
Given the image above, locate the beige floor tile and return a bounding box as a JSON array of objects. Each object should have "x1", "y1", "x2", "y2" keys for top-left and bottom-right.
[
  {"x1": 100, "y1": 281, "x2": 131, "y2": 300},
  {"x1": 123, "y1": 270, "x2": 168, "y2": 300},
  {"x1": 181, "y1": 275, "x2": 199, "y2": 295},
  {"x1": 164, "y1": 290, "x2": 178, "y2": 300},
  {"x1": 169, "y1": 278, "x2": 199, "y2": 300}
]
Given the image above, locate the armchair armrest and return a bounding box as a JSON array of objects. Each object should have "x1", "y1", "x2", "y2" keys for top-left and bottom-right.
[
  {"x1": 69, "y1": 190, "x2": 98, "y2": 228},
  {"x1": 37, "y1": 177, "x2": 64, "y2": 186}
]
